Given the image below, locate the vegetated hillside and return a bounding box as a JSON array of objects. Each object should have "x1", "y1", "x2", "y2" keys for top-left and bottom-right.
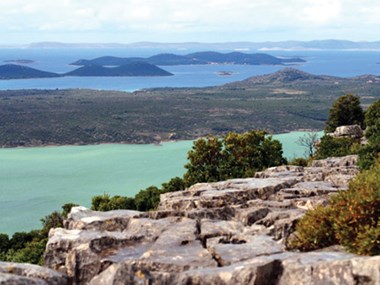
[
  {"x1": 0, "y1": 64, "x2": 60, "y2": 79},
  {"x1": 70, "y1": 51, "x2": 305, "y2": 66},
  {"x1": 225, "y1": 68, "x2": 334, "y2": 86},
  {"x1": 0, "y1": 69, "x2": 379, "y2": 147},
  {"x1": 66, "y1": 62, "x2": 173, "y2": 77}
]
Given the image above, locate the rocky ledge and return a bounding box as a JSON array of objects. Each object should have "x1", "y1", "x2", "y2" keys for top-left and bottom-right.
[{"x1": 6, "y1": 155, "x2": 380, "y2": 284}]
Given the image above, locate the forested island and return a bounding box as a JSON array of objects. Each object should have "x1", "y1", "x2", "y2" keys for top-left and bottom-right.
[
  {"x1": 0, "y1": 62, "x2": 173, "y2": 79},
  {"x1": 0, "y1": 68, "x2": 379, "y2": 147},
  {"x1": 70, "y1": 51, "x2": 305, "y2": 66}
]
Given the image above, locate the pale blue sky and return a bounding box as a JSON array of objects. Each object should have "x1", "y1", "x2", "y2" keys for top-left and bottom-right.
[{"x1": 1, "y1": 0, "x2": 379, "y2": 44}]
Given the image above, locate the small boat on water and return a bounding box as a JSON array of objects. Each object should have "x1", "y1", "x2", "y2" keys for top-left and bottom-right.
[{"x1": 215, "y1": 71, "x2": 233, "y2": 76}]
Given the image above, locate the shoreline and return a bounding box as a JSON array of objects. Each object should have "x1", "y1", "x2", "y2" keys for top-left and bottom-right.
[{"x1": 0, "y1": 129, "x2": 323, "y2": 150}]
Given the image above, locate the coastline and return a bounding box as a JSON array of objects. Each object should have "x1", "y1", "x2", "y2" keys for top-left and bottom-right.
[{"x1": 0, "y1": 129, "x2": 322, "y2": 150}]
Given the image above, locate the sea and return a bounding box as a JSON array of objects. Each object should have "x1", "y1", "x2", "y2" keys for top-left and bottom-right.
[
  {"x1": 0, "y1": 47, "x2": 379, "y2": 234},
  {"x1": 0, "y1": 48, "x2": 379, "y2": 91}
]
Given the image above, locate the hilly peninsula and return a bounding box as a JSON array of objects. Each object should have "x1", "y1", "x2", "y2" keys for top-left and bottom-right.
[
  {"x1": 70, "y1": 51, "x2": 305, "y2": 66},
  {"x1": 0, "y1": 64, "x2": 60, "y2": 79},
  {"x1": 0, "y1": 68, "x2": 379, "y2": 147},
  {"x1": 0, "y1": 62, "x2": 173, "y2": 79}
]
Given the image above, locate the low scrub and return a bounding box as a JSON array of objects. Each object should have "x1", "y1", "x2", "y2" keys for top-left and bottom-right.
[{"x1": 288, "y1": 160, "x2": 380, "y2": 255}]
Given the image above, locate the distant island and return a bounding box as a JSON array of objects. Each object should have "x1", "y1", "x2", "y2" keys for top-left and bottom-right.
[
  {"x1": 65, "y1": 62, "x2": 173, "y2": 77},
  {"x1": 0, "y1": 64, "x2": 60, "y2": 80},
  {"x1": 0, "y1": 51, "x2": 303, "y2": 80},
  {"x1": 71, "y1": 51, "x2": 305, "y2": 66},
  {"x1": 0, "y1": 62, "x2": 173, "y2": 79},
  {"x1": 4, "y1": 59, "x2": 35, "y2": 64}
]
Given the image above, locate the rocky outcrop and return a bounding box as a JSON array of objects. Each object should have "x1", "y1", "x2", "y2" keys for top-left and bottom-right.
[
  {"x1": 0, "y1": 262, "x2": 68, "y2": 285},
  {"x1": 331, "y1": 124, "x2": 364, "y2": 139},
  {"x1": 42, "y1": 155, "x2": 380, "y2": 284}
]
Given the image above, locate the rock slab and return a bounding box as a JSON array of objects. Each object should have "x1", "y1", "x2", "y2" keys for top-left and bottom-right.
[{"x1": 43, "y1": 155, "x2": 380, "y2": 284}]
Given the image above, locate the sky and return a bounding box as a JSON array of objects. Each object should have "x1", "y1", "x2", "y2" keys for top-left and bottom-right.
[{"x1": 0, "y1": 0, "x2": 379, "y2": 44}]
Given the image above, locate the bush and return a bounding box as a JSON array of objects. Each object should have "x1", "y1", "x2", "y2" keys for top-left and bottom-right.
[
  {"x1": 287, "y1": 206, "x2": 336, "y2": 251},
  {"x1": 134, "y1": 186, "x2": 162, "y2": 211},
  {"x1": 315, "y1": 135, "x2": 359, "y2": 159},
  {"x1": 288, "y1": 160, "x2": 380, "y2": 255},
  {"x1": 358, "y1": 119, "x2": 380, "y2": 170},
  {"x1": 288, "y1": 157, "x2": 309, "y2": 167},
  {"x1": 91, "y1": 193, "x2": 136, "y2": 211}
]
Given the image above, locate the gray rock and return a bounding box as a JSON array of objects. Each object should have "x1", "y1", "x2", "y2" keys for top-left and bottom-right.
[
  {"x1": 278, "y1": 253, "x2": 380, "y2": 285},
  {"x1": 41, "y1": 155, "x2": 377, "y2": 285},
  {"x1": 0, "y1": 262, "x2": 68, "y2": 285},
  {"x1": 333, "y1": 125, "x2": 364, "y2": 138}
]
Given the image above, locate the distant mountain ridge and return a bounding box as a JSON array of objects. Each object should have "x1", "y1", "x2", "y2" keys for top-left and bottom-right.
[
  {"x1": 13, "y1": 40, "x2": 380, "y2": 51},
  {"x1": 70, "y1": 51, "x2": 305, "y2": 66}
]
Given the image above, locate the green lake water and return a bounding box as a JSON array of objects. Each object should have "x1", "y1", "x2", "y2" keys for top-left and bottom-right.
[{"x1": 0, "y1": 131, "x2": 321, "y2": 235}]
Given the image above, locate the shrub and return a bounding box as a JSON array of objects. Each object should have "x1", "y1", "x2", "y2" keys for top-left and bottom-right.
[
  {"x1": 358, "y1": 119, "x2": 380, "y2": 170},
  {"x1": 288, "y1": 157, "x2": 309, "y2": 167},
  {"x1": 288, "y1": 160, "x2": 380, "y2": 255},
  {"x1": 91, "y1": 193, "x2": 136, "y2": 211},
  {"x1": 287, "y1": 206, "x2": 336, "y2": 251},
  {"x1": 134, "y1": 186, "x2": 162, "y2": 211},
  {"x1": 315, "y1": 135, "x2": 359, "y2": 159}
]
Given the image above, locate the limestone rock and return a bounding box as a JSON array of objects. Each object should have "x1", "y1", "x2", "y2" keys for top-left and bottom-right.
[
  {"x1": 0, "y1": 262, "x2": 68, "y2": 285},
  {"x1": 332, "y1": 124, "x2": 364, "y2": 138},
  {"x1": 41, "y1": 155, "x2": 377, "y2": 285}
]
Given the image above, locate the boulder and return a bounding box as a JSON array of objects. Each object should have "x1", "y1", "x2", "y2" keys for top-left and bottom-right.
[{"x1": 332, "y1": 125, "x2": 364, "y2": 138}]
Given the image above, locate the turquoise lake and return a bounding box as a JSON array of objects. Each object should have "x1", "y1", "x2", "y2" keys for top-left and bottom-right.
[{"x1": 0, "y1": 131, "x2": 321, "y2": 235}]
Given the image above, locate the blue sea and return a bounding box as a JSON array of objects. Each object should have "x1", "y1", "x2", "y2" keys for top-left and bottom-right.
[{"x1": 0, "y1": 48, "x2": 379, "y2": 91}]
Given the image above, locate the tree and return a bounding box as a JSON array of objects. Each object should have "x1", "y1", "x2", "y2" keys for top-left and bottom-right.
[
  {"x1": 325, "y1": 94, "x2": 364, "y2": 133},
  {"x1": 183, "y1": 130, "x2": 286, "y2": 186},
  {"x1": 296, "y1": 132, "x2": 320, "y2": 158},
  {"x1": 134, "y1": 186, "x2": 162, "y2": 211},
  {"x1": 161, "y1": 176, "x2": 186, "y2": 192},
  {"x1": 364, "y1": 99, "x2": 380, "y2": 127},
  {"x1": 183, "y1": 136, "x2": 224, "y2": 186}
]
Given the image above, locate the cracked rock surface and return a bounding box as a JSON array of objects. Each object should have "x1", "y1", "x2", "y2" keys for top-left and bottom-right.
[{"x1": 41, "y1": 155, "x2": 380, "y2": 284}]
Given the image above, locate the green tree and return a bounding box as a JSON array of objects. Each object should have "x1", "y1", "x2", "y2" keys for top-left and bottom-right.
[
  {"x1": 222, "y1": 131, "x2": 285, "y2": 178},
  {"x1": 161, "y1": 176, "x2": 186, "y2": 192},
  {"x1": 364, "y1": 99, "x2": 380, "y2": 127},
  {"x1": 358, "y1": 119, "x2": 380, "y2": 170},
  {"x1": 325, "y1": 94, "x2": 364, "y2": 133},
  {"x1": 183, "y1": 130, "x2": 286, "y2": 186},
  {"x1": 134, "y1": 186, "x2": 162, "y2": 211},
  {"x1": 183, "y1": 136, "x2": 224, "y2": 186}
]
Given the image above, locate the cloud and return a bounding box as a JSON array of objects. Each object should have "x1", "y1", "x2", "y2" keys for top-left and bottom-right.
[{"x1": 0, "y1": 0, "x2": 379, "y2": 42}]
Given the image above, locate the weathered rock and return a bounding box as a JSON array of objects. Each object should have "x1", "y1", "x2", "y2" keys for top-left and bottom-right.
[
  {"x1": 41, "y1": 155, "x2": 376, "y2": 285},
  {"x1": 0, "y1": 262, "x2": 68, "y2": 285},
  {"x1": 278, "y1": 253, "x2": 380, "y2": 285},
  {"x1": 332, "y1": 124, "x2": 364, "y2": 138}
]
